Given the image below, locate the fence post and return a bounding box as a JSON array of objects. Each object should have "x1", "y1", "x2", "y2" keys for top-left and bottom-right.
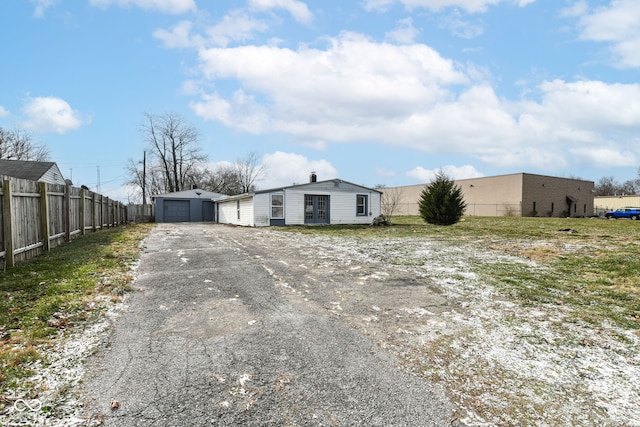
[
  {"x1": 80, "y1": 188, "x2": 86, "y2": 236},
  {"x1": 64, "y1": 184, "x2": 71, "y2": 242},
  {"x1": 99, "y1": 194, "x2": 103, "y2": 229},
  {"x1": 39, "y1": 182, "x2": 50, "y2": 252},
  {"x1": 91, "y1": 193, "x2": 97, "y2": 232},
  {"x1": 105, "y1": 197, "x2": 110, "y2": 228},
  {"x1": 2, "y1": 180, "x2": 14, "y2": 268}
]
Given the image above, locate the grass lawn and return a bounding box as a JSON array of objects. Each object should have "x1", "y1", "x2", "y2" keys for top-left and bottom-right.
[
  {"x1": 1, "y1": 216, "x2": 638, "y2": 425},
  {"x1": 284, "y1": 215, "x2": 640, "y2": 330},
  {"x1": 0, "y1": 223, "x2": 154, "y2": 404},
  {"x1": 283, "y1": 215, "x2": 640, "y2": 425}
]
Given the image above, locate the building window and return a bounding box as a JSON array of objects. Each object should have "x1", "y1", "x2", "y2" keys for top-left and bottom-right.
[
  {"x1": 551, "y1": 202, "x2": 554, "y2": 213},
  {"x1": 271, "y1": 194, "x2": 284, "y2": 218},
  {"x1": 237, "y1": 200, "x2": 240, "y2": 220},
  {"x1": 356, "y1": 194, "x2": 368, "y2": 216}
]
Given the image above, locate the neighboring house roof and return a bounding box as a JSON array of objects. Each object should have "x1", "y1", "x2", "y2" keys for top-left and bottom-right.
[
  {"x1": 0, "y1": 159, "x2": 66, "y2": 185},
  {"x1": 217, "y1": 179, "x2": 382, "y2": 202},
  {"x1": 152, "y1": 189, "x2": 226, "y2": 200}
]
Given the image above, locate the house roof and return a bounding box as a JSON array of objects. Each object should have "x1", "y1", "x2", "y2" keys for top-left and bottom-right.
[
  {"x1": 152, "y1": 189, "x2": 226, "y2": 200},
  {"x1": 0, "y1": 159, "x2": 61, "y2": 182},
  {"x1": 256, "y1": 178, "x2": 382, "y2": 194},
  {"x1": 217, "y1": 178, "x2": 382, "y2": 202}
]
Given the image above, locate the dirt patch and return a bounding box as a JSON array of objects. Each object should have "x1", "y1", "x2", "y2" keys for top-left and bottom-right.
[
  {"x1": 156, "y1": 298, "x2": 258, "y2": 339},
  {"x1": 5, "y1": 224, "x2": 637, "y2": 426},
  {"x1": 233, "y1": 227, "x2": 640, "y2": 427}
]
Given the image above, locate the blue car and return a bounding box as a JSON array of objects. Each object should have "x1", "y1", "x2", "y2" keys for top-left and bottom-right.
[{"x1": 604, "y1": 207, "x2": 640, "y2": 220}]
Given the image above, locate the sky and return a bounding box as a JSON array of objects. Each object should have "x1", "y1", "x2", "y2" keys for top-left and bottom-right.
[{"x1": 1, "y1": 0, "x2": 640, "y2": 202}]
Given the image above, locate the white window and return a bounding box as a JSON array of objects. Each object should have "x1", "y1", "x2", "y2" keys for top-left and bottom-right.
[
  {"x1": 356, "y1": 194, "x2": 368, "y2": 216},
  {"x1": 271, "y1": 194, "x2": 284, "y2": 218}
]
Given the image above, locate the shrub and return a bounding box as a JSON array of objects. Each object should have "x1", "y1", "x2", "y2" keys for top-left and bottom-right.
[{"x1": 418, "y1": 171, "x2": 466, "y2": 226}]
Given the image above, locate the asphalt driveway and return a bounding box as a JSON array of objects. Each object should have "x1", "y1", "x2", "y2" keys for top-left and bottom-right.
[{"x1": 81, "y1": 223, "x2": 455, "y2": 426}]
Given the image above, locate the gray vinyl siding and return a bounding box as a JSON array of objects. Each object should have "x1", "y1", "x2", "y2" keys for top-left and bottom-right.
[
  {"x1": 282, "y1": 189, "x2": 380, "y2": 225},
  {"x1": 40, "y1": 165, "x2": 66, "y2": 185},
  {"x1": 217, "y1": 197, "x2": 255, "y2": 226},
  {"x1": 328, "y1": 191, "x2": 378, "y2": 225},
  {"x1": 284, "y1": 192, "x2": 305, "y2": 225},
  {"x1": 217, "y1": 201, "x2": 235, "y2": 225},
  {"x1": 253, "y1": 193, "x2": 271, "y2": 226},
  {"x1": 215, "y1": 179, "x2": 382, "y2": 226},
  {"x1": 239, "y1": 199, "x2": 254, "y2": 226}
]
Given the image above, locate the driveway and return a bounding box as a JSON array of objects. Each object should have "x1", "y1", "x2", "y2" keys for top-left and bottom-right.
[{"x1": 81, "y1": 223, "x2": 456, "y2": 426}]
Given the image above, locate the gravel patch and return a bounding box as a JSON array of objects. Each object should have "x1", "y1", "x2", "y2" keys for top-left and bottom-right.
[{"x1": 3, "y1": 226, "x2": 638, "y2": 426}]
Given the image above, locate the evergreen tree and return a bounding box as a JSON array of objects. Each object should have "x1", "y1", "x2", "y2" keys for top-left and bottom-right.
[{"x1": 418, "y1": 171, "x2": 466, "y2": 225}]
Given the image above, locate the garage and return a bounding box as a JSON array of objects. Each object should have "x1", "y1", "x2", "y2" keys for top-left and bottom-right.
[
  {"x1": 163, "y1": 200, "x2": 190, "y2": 222},
  {"x1": 153, "y1": 189, "x2": 225, "y2": 223}
]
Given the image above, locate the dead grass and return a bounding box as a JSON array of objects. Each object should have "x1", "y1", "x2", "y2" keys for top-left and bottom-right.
[
  {"x1": 0, "y1": 223, "x2": 154, "y2": 410},
  {"x1": 279, "y1": 216, "x2": 640, "y2": 426}
]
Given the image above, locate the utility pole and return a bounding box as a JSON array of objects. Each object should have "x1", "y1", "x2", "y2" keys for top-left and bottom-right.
[{"x1": 142, "y1": 150, "x2": 147, "y2": 205}]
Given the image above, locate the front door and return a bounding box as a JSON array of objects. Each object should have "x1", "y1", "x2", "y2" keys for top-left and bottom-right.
[{"x1": 304, "y1": 195, "x2": 329, "y2": 224}]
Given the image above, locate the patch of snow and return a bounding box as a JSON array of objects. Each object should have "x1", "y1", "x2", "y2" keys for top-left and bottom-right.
[{"x1": 2, "y1": 301, "x2": 126, "y2": 426}]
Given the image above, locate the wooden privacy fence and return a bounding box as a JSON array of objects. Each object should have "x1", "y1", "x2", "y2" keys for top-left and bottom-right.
[{"x1": 0, "y1": 176, "x2": 127, "y2": 269}]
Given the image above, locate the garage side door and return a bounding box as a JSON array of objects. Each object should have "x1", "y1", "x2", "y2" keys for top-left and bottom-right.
[{"x1": 163, "y1": 200, "x2": 190, "y2": 222}]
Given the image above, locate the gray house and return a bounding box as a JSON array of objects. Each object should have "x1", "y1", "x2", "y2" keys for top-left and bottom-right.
[
  {"x1": 0, "y1": 159, "x2": 67, "y2": 185},
  {"x1": 153, "y1": 189, "x2": 225, "y2": 223},
  {"x1": 215, "y1": 175, "x2": 382, "y2": 227}
]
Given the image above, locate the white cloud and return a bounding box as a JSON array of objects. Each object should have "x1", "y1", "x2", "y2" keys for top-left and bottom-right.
[
  {"x1": 259, "y1": 151, "x2": 338, "y2": 189},
  {"x1": 525, "y1": 79, "x2": 640, "y2": 131},
  {"x1": 154, "y1": 20, "x2": 195, "y2": 48},
  {"x1": 407, "y1": 165, "x2": 484, "y2": 182},
  {"x1": 386, "y1": 18, "x2": 419, "y2": 44},
  {"x1": 569, "y1": 146, "x2": 638, "y2": 169},
  {"x1": 21, "y1": 97, "x2": 88, "y2": 134},
  {"x1": 0, "y1": 105, "x2": 9, "y2": 118},
  {"x1": 204, "y1": 11, "x2": 270, "y2": 47},
  {"x1": 362, "y1": 0, "x2": 533, "y2": 14},
  {"x1": 89, "y1": 0, "x2": 196, "y2": 14},
  {"x1": 561, "y1": 1, "x2": 588, "y2": 18},
  {"x1": 191, "y1": 32, "x2": 468, "y2": 134},
  {"x1": 154, "y1": 12, "x2": 270, "y2": 49},
  {"x1": 572, "y1": 0, "x2": 640, "y2": 68},
  {"x1": 183, "y1": 30, "x2": 640, "y2": 174},
  {"x1": 30, "y1": 0, "x2": 55, "y2": 18},
  {"x1": 439, "y1": 10, "x2": 484, "y2": 38},
  {"x1": 376, "y1": 167, "x2": 396, "y2": 178},
  {"x1": 248, "y1": 0, "x2": 313, "y2": 24}
]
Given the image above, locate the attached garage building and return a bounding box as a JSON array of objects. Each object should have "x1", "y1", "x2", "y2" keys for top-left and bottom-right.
[{"x1": 153, "y1": 189, "x2": 225, "y2": 223}]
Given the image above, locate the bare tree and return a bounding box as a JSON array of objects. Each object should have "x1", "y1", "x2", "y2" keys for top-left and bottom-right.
[
  {"x1": 198, "y1": 152, "x2": 267, "y2": 196},
  {"x1": 593, "y1": 172, "x2": 640, "y2": 196},
  {"x1": 0, "y1": 126, "x2": 49, "y2": 161},
  {"x1": 594, "y1": 176, "x2": 619, "y2": 196},
  {"x1": 375, "y1": 184, "x2": 403, "y2": 218},
  {"x1": 137, "y1": 112, "x2": 207, "y2": 194},
  {"x1": 200, "y1": 163, "x2": 243, "y2": 195},
  {"x1": 125, "y1": 158, "x2": 149, "y2": 203},
  {"x1": 620, "y1": 179, "x2": 639, "y2": 195},
  {"x1": 235, "y1": 151, "x2": 266, "y2": 193}
]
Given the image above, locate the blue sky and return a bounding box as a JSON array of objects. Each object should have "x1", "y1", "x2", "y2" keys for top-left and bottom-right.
[{"x1": 1, "y1": 0, "x2": 639, "y2": 201}]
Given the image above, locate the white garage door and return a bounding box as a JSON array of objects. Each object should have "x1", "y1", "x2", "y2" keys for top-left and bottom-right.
[{"x1": 164, "y1": 200, "x2": 190, "y2": 222}]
